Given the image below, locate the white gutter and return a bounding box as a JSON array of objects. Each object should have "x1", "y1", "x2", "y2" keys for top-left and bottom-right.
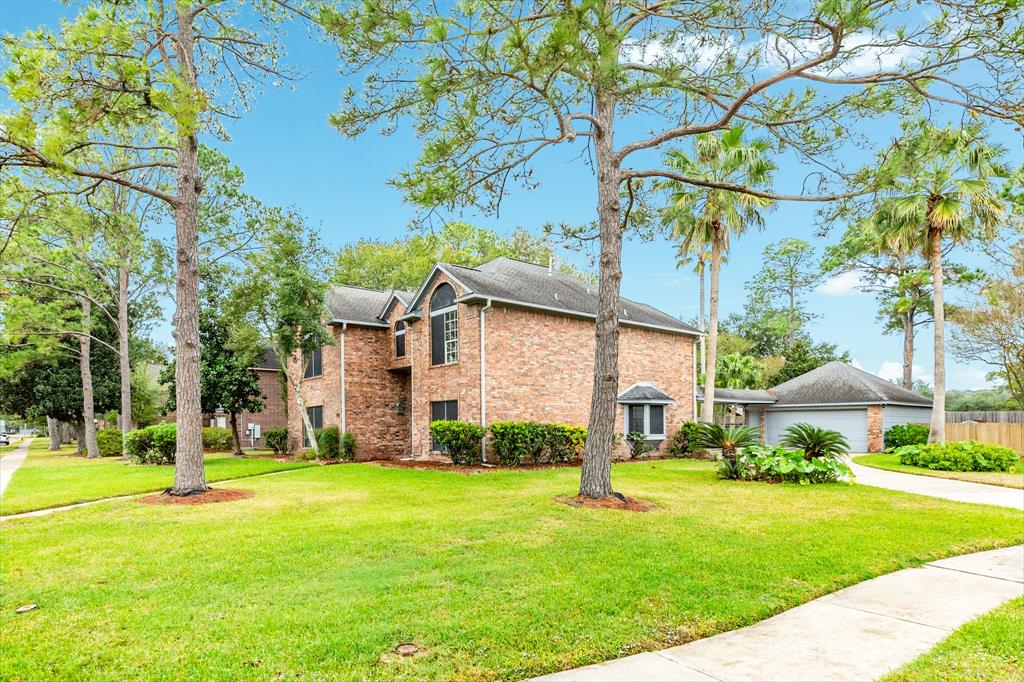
[
  {"x1": 479, "y1": 298, "x2": 492, "y2": 462},
  {"x1": 339, "y1": 323, "x2": 347, "y2": 433},
  {"x1": 765, "y1": 401, "x2": 931, "y2": 409},
  {"x1": 330, "y1": 318, "x2": 388, "y2": 328}
]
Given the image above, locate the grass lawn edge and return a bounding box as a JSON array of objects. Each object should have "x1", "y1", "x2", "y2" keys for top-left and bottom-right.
[{"x1": 854, "y1": 453, "x2": 1024, "y2": 490}]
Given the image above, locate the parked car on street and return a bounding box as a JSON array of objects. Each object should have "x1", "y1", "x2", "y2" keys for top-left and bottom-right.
[{"x1": 0, "y1": 433, "x2": 10, "y2": 446}]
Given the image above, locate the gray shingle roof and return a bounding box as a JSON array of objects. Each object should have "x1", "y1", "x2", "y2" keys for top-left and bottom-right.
[
  {"x1": 430, "y1": 257, "x2": 698, "y2": 334},
  {"x1": 325, "y1": 286, "x2": 392, "y2": 326},
  {"x1": 769, "y1": 361, "x2": 932, "y2": 406},
  {"x1": 618, "y1": 383, "x2": 674, "y2": 402},
  {"x1": 696, "y1": 386, "x2": 776, "y2": 404}
]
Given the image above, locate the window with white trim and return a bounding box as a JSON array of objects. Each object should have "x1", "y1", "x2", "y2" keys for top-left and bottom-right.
[
  {"x1": 623, "y1": 404, "x2": 667, "y2": 439},
  {"x1": 429, "y1": 283, "x2": 459, "y2": 365},
  {"x1": 395, "y1": 321, "x2": 406, "y2": 358}
]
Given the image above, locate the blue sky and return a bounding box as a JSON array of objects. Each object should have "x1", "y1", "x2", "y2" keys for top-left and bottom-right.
[{"x1": 5, "y1": 1, "x2": 1015, "y2": 391}]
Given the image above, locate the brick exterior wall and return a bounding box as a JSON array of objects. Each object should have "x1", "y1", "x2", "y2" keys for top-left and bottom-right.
[
  {"x1": 867, "y1": 404, "x2": 884, "y2": 453},
  {"x1": 286, "y1": 273, "x2": 698, "y2": 461}
]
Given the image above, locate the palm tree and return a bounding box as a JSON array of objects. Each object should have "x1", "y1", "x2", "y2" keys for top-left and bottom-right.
[
  {"x1": 675, "y1": 241, "x2": 712, "y2": 377},
  {"x1": 872, "y1": 120, "x2": 1008, "y2": 443},
  {"x1": 716, "y1": 353, "x2": 765, "y2": 389},
  {"x1": 659, "y1": 126, "x2": 776, "y2": 422}
]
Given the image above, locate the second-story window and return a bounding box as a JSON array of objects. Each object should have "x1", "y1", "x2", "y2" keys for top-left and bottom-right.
[
  {"x1": 395, "y1": 321, "x2": 406, "y2": 358},
  {"x1": 303, "y1": 347, "x2": 322, "y2": 378},
  {"x1": 430, "y1": 283, "x2": 458, "y2": 365}
]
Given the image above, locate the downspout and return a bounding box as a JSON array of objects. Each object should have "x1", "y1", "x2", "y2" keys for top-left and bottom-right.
[
  {"x1": 479, "y1": 298, "x2": 492, "y2": 462},
  {"x1": 693, "y1": 337, "x2": 698, "y2": 421},
  {"x1": 339, "y1": 323, "x2": 347, "y2": 433}
]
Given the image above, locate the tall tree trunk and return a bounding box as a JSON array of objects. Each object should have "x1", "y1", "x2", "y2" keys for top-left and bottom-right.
[
  {"x1": 579, "y1": 88, "x2": 621, "y2": 499},
  {"x1": 701, "y1": 230, "x2": 723, "y2": 423},
  {"x1": 75, "y1": 418, "x2": 85, "y2": 455},
  {"x1": 229, "y1": 412, "x2": 244, "y2": 456},
  {"x1": 169, "y1": 6, "x2": 207, "y2": 495},
  {"x1": 118, "y1": 263, "x2": 133, "y2": 456},
  {"x1": 280, "y1": 352, "x2": 320, "y2": 457},
  {"x1": 928, "y1": 225, "x2": 946, "y2": 444},
  {"x1": 698, "y1": 260, "x2": 706, "y2": 378},
  {"x1": 47, "y1": 416, "x2": 60, "y2": 451},
  {"x1": 902, "y1": 310, "x2": 915, "y2": 389},
  {"x1": 78, "y1": 298, "x2": 101, "y2": 458}
]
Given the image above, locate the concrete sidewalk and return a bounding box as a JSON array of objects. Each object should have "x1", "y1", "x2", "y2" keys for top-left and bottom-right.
[
  {"x1": 848, "y1": 458, "x2": 1024, "y2": 510},
  {"x1": 531, "y1": 545, "x2": 1024, "y2": 682},
  {"x1": 0, "y1": 439, "x2": 31, "y2": 496}
]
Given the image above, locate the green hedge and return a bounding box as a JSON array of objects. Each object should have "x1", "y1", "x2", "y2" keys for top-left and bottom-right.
[
  {"x1": 341, "y1": 430, "x2": 356, "y2": 461},
  {"x1": 489, "y1": 421, "x2": 586, "y2": 465},
  {"x1": 265, "y1": 428, "x2": 288, "y2": 454},
  {"x1": 315, "y1": 426, "x2": 341, "y2": 459},
  {"x1": 125, "y1": 423, "x2": 177, "y2": 465},
  {"x1": 96, "y1": 428, "x2": 123, "y2": 457},
  {"x1": 202, "y1": 426, "x2": 233, "y2": 451},
  {"x1": 884, "y1": 423, "x2": 929, "y2": 451},
  {"x1": 895, "y1": 440, "x2": 1020, "y2": 472},
  {"x1": 430, "y1": 420, "x2": 486, "y2": 465}
]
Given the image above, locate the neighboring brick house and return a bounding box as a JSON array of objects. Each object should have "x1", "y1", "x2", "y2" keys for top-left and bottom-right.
[
  {"x1": 287, "y1": 257, "x2": 701, "y2": 460},
  {"x1": 206, "y1": 348, "x2": 288, "y2": 448}
]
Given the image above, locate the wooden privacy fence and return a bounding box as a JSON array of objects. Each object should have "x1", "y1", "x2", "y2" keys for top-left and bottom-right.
[
  {"x1": 946, "y1": 411, "x2": 1024, "y2": 424},
  {"x1": 943, "y1": 422, "x2": 1024, "y2": 454}
]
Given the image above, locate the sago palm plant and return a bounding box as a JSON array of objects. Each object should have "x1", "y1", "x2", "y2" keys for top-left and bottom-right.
[
  {"x1": 780, "y1": 423, "x2": 850, "y2": 459},
  {"x1": 697, "y1": 424, "x2": 759, "y2": 456}
]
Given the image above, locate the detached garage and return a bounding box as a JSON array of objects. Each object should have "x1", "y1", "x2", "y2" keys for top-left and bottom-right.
[{"x1": 753, "y1": 362, "x2": 933, "y2": 453}]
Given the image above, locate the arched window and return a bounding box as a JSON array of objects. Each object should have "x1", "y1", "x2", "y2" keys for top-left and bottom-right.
[
  {"x1": 395, "y1": 320, "x2": 406, "y2": 358},
  {"x1": 430, "y1": 283, "x2": 458, "y2": 365}
]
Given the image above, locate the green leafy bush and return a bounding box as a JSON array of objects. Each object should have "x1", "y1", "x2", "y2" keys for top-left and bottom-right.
[
  {"x1": 489, "y1": 421, "x2": 545, "y2": 466},
  {"x1": 884, "y1": 423, "x2": 930, "y2": 451},
  {"x1": 430, "y1": 420, "x2": 485, "y2": 465},
  {"x1": 265, "y1": 428, "x2": 288, "y2": 454},
  {"x1": 697, "y1": 424, "x2": 758, "y2": 456},
  {"x1": 315, "y1": 426, "x2": 341, "y2": 459},
  {"x1": 126, "y1": 423, "x2": 176, "y2": 464},
  {"x1": 341, "y1": 430, "x2": 356, "y2": 461},
  {"x1": 668, "y1": 421, "x2": 706, "y2": 458},
  {"x1": 780, "y1": 423, "x2": 849, "y2": 458},
  {"x1": 96, "y1": 428, "x2": 123, "y2": 457},
  {"x1": 720, "y1": 444, "x2": 854, "y2": 484},
  {"x1": 202, "y1": 426, "x2": 233, "y2": 451},
  {"x1": 896, "y1": 441, "x2": 1020, "y2": 472},
  {"x1": 543, "y1": 423, "x2": 586, "y2": 463},
  {"x1": 626, "y1": 432, "x2": 657, "y2": 458}
]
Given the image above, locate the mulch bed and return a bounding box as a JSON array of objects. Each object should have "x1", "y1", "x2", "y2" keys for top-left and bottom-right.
[
  {"x1": 554, "y1": 495, "x2": 657, "y2": 512},
  {"x1": 138, "y1": 488, "x2": 254, "y2": 505}
]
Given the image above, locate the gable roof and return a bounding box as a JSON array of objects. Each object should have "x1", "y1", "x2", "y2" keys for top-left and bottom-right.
[
  {"x1": 618, "y1": 382, "x2": 674, "y2": 403},
  {"x1": 377, "y1": 289, "x2": 417, "y2": 321},
  {"x1": 404, "y1": 257, "x2": 699, "y2": 335},
  {"x1": 325, "y1": 286, "x2": 392, "y2": 327},
  {"x1": 768, "y1": 361, "x2": 932, "y2": 407}
]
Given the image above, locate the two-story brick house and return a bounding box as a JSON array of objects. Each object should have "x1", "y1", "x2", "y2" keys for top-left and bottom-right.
[{"x1": 287, "y1": 257, "x2": 701, "y2": 460}]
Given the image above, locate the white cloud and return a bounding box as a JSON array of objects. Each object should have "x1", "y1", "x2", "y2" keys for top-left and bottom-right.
[
  {"x1": 621, "y1": 34, "x2": 740, "y2": 71},
  {"x1": 816, "y1": 271, "x2": 866, "y2": 296},
  {"x1": 951, "y1": 367, "x2": 993, "y2": 391},
  {"x1": 854, "y1": 360, "x2": 929, "y2": 385}
]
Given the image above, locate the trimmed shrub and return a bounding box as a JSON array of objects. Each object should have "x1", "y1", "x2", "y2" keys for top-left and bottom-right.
[
  {"x1": 341, "y1": 430, "x2": 356, "y2": 461},
  {"x1": 430, "y1": 420, "x2": 485, "y2": 465},
  {"x1": 626, "y1": 431, "x2": 656, "y2": 459},
  {"x1": 316, "y1": 426, "x2": 341, "y2": 459},
  {"x1": 202, "y1": 426, "x2": 233, "y2": 451},
  {"x1": 884, "y1": 423, "x2": 929, "y2": 451},
  {"x1": 96, "y1": 428, "x2": 123, "y2": 457},
  {"x1": 125, "y1": 427, "x2": 153, "y2": 461},
  {"x1": 265, "y1": 428, "x2": 288, "y2": 455},
  {"x1": 490, "y1": 421, "x2": 545, "y2": 466},
  {"x1": 668, "y1": 421, "x2": 706, "y2": 458},
  {"x1": 125, "y1": 423, "x2": 176, "y2": 465},
  {"x1": 543, "y1": 423, "x2": 586, "y2": 463},
  {"x1": 895, "y1": 441, "x2": 1019, "y2": 472}
]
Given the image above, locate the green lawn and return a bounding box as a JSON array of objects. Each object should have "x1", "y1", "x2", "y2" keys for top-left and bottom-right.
[
  {"x1": 883, "y1": 597, "x2": 1024, "y2": 682},
  {"x1": 0, "y1": 439, "x2": 315, "y2": 515},
  {"x1": 1, "y1": 460, "x2": 1021, "y2": 681},
  {"x1": 856, "y1": 452, "x2": 1024, "y2": 489}
]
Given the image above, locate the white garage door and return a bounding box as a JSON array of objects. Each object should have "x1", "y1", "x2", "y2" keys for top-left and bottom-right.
[{"x1": 766, "y1": 409, "x2": 868, "y2": 452}]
